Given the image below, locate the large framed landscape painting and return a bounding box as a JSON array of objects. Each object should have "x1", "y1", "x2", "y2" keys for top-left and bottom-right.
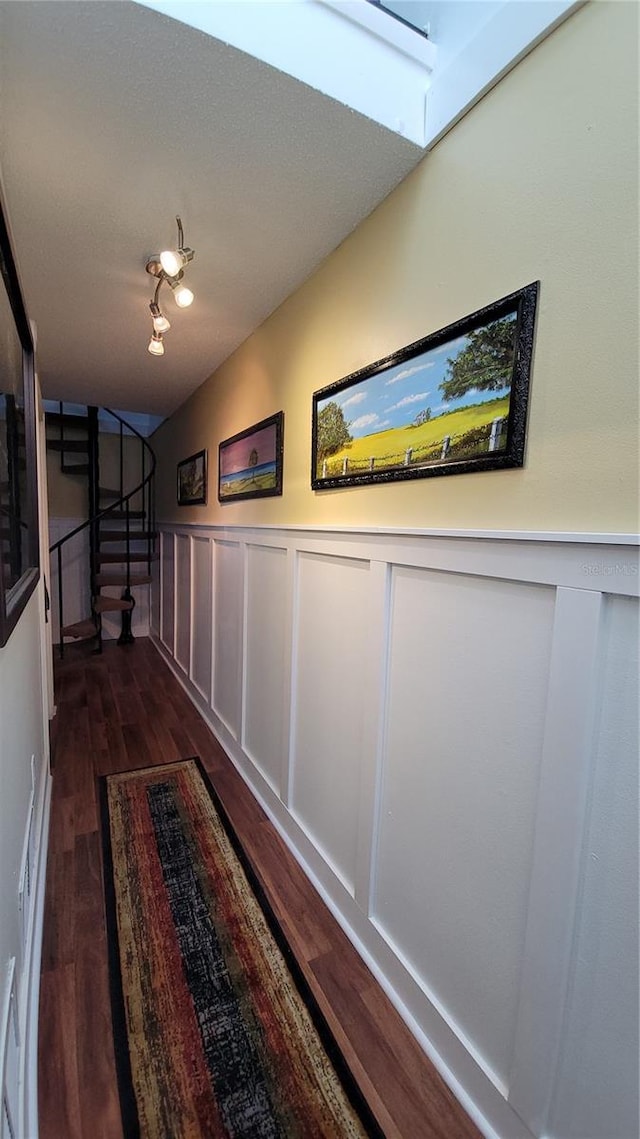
[
  {"x1": 218, "y1": 412, "x2": 284, "y2": 503},
  {"x1": 311, "y1": 282, "x2": 539, "y2": 490}
]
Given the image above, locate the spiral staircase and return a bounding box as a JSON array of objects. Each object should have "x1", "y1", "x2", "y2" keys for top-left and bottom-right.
[{"x1": 48, "y1": 404, "x2": 156, "y2": 657}]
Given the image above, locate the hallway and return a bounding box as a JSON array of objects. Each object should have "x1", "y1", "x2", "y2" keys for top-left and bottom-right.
[{"x1": 38, "y1": 638, "x2": 480, "y2": 1139}]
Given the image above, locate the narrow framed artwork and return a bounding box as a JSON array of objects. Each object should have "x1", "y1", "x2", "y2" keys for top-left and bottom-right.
[
  {"x1": 218, "y1": 412, "x2": 284, "y2": 503},
  {"x1": 311, "y1": 282, "x2": 539, "y2": 490},
  {"x1": 177, "y1": 449, "x2": 207, "y2": 506}
]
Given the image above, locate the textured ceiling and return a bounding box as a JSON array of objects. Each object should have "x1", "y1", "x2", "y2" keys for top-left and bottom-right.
[{"x1": 0, "y1": 1, "x2": 423, "y2": 417}]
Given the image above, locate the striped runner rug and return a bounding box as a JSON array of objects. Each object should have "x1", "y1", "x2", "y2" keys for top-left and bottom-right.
[{"x1": 100, "y1": 758, "x2": 383, "y2": 1139}]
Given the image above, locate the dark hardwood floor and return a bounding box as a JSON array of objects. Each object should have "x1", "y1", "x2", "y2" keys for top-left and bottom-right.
[{"x1": 39, "y1": 637, "x2": 481, "y2": 1139}]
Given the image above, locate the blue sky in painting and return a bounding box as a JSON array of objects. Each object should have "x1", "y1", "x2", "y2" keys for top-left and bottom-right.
[{"x1": 319, "y1": 317, "x2": 516, "y2": 438}]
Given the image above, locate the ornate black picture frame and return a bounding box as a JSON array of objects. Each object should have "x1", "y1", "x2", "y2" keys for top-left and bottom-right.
[
  {"x1": 311, "y1": 282, "x2": 539, "y2": 491},
  {"x1": 218, "y1": 412, "x2": 284, "y2": 503},
  {"x1": 177, "y1": 449, "x2": 207, "y2": 506},
  {"x1": 0, "y1": 196, "x2": 39, "y2": 647}
]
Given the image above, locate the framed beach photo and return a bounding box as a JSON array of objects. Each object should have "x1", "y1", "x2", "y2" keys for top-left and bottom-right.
[
  {"x1": 177, "y1": 449, "x2": 207, "y2": 506},
  {"x1": 311, "y1": 282, "x2": 539, "y2": 490},
  {"x1": 218, "y1": 412, "x2": 284, "y2": 503}
]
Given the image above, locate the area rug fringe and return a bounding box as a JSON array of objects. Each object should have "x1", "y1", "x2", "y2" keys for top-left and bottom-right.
[{"x1": 100, "y1": 757, "x2": 383, "y2": 1138}]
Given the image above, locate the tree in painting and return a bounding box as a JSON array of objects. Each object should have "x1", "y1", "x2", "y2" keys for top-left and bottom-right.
[
  {"x1": 439, "y1": 315, "x2": 517, "y2": 402},
  {"x1": 413, "y1": 406, "x2": 432, "y2": 426},
  {"x1": 317, "y1": 401, "x2": 352, "y2": 459},
  {"x1": 248, "y1": 447, "x2": 259, "y2": 482}
]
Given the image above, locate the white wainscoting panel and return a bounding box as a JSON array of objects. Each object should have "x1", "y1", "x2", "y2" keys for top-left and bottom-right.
[
  {"x1": 151, "y1": 524, "x2": 639, "y2": 1139},
  {"x1": 150, "y1": 538, "x2": 160, "y2": 637},
  {"x1": 191, "y1": 537, "x2": 212, "y2": 700},
  {"x1": 175, "y1": 534, "x2": 191, "y2": 673},
  {"x1": 213, "y1": 540, "x2": 243, "y2": 739},
  {"x1": 290, "y1": 552, "x2": 372, "y2": 895},
  {"x1": 546, "y1": 594, "x2": 639, "y2": 1139},
  {"x1": 372, "y1": 567, "x2": 555, "y2": 1088},
  {"x1": 161, "y1": 531, "x2": 175, "y2": 653},
  {"x1": 243, "y1": 543, "x2": 288, "y2": 795},
  {"x1": 1, "y1": 958, "x2": 18, "y2": 1139},
  {"x1": 0, "y1": 748, "x2": 51, "y2": 1139}
]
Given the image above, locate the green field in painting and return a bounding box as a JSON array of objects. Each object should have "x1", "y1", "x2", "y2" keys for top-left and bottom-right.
[
  {"x1": 219, "y1": 472, "x2": 276, "y2": 498},
  {"x1": 318, "y1": 396, "x2": 510, "y2": 477}
]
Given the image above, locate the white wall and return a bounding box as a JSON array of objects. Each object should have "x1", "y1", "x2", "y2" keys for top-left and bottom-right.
[
  {"x1": 152, "y1": 523, "x2": 639, "y2": 1139},
  {"x1": 0, "y1": 586, "x2": 51, "y2": 1139}
]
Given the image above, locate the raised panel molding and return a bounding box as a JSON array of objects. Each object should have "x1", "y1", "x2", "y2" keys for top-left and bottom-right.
[
  {"x1": 212, "y1": 540, "x2": 243, "y2": 740},
  {"x1": 152, "y1": 524, "x2": 639, "y2": 1139},
  {"x1": 373, "y1": 568, "x2": 556, "y2": 1090},
  {"x1": 243, "y1": 544, "x2": 288, "y2": 795},
  {"x1": 150, "y1": 537, "x2": 161, "y2": 637},
  {"x1": 545, "y1": 595, "x2": 640, "y2": 1139},
  {"x1": 507, "y1": 588, "x2": 608, "y2": 1134},
  {"x1": 175, "y1": 534, "x2": 191, "y2": 673},
  {"x1": 160, "y1": 530, "x2": 175, "y2": 654},
  {"x1": 290, "y1": 551, "x2": 372, "y2": 894},
  {"x1": 190, "y1": 536, "x2": 212, "y2": 701}
]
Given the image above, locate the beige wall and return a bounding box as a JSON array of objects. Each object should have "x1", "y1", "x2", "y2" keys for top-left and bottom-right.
[{"x1": 153, "y1": 2, "x2": 639, "y2": 534}]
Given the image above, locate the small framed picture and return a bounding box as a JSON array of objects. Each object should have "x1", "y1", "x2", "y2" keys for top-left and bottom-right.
[
  {"x1": 218, "y1": 412, "x2": 284, "y2": 503},
  {"x1": 177, "y1": 449, "x2": 207, "y2": 506},
  {"x1": 311, "y1": 282, "x2": 538, "y2": 490}
]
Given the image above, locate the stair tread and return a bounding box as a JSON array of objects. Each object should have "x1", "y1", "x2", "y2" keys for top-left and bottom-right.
[
  {"x1": 61, "y1": 618, "x2": 98, "y2": 640},
  {"x1": 99, "y1": 530, "x2": 157, "y2": 541},
  {"x1": 47, "y1": 439, "x2": 89, "y2": 453},
  {"x1": 95, "y1": 572, "x2": 152, "y2": 586},
  {"x1": 97, "y1": 551, "x2": 158, "y2": 563},
  {"x1": 45, "y1": 412, "x2": 89, "y2": 428},
  {"x1": 99, "y1": 487, "x2": 122, "y2": 499},
  {"x1": 93, "y1": 596, "x2": 135, "y2": 614},
  {"x1": 100, "y1": 510, "x2": 145, "y2": 520},
  {"x1": 61, "y1": 463, "x2": 90, "y2": 475}
]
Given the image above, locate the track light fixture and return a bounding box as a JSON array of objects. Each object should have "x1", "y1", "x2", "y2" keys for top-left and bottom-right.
[{"x1": 146, "y1": 216, "x2": 195, "y2": 356}]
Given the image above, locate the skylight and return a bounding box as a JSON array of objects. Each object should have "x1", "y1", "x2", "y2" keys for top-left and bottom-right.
[
  {"x1": 138, "y1": 0, "x2": 580, "y2": 149},
  {"x1": 366, "y1": 0, "x2": 431, "y2": 40}
]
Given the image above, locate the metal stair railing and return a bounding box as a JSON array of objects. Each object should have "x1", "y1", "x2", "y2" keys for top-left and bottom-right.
[{"x1": 49, "y1": 406, "x2": 156, "y2": 657}]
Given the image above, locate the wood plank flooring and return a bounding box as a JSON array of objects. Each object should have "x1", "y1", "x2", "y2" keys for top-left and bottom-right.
[{"x1": 39, "y1": 637, "x2": 482, "y2": 1139}]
